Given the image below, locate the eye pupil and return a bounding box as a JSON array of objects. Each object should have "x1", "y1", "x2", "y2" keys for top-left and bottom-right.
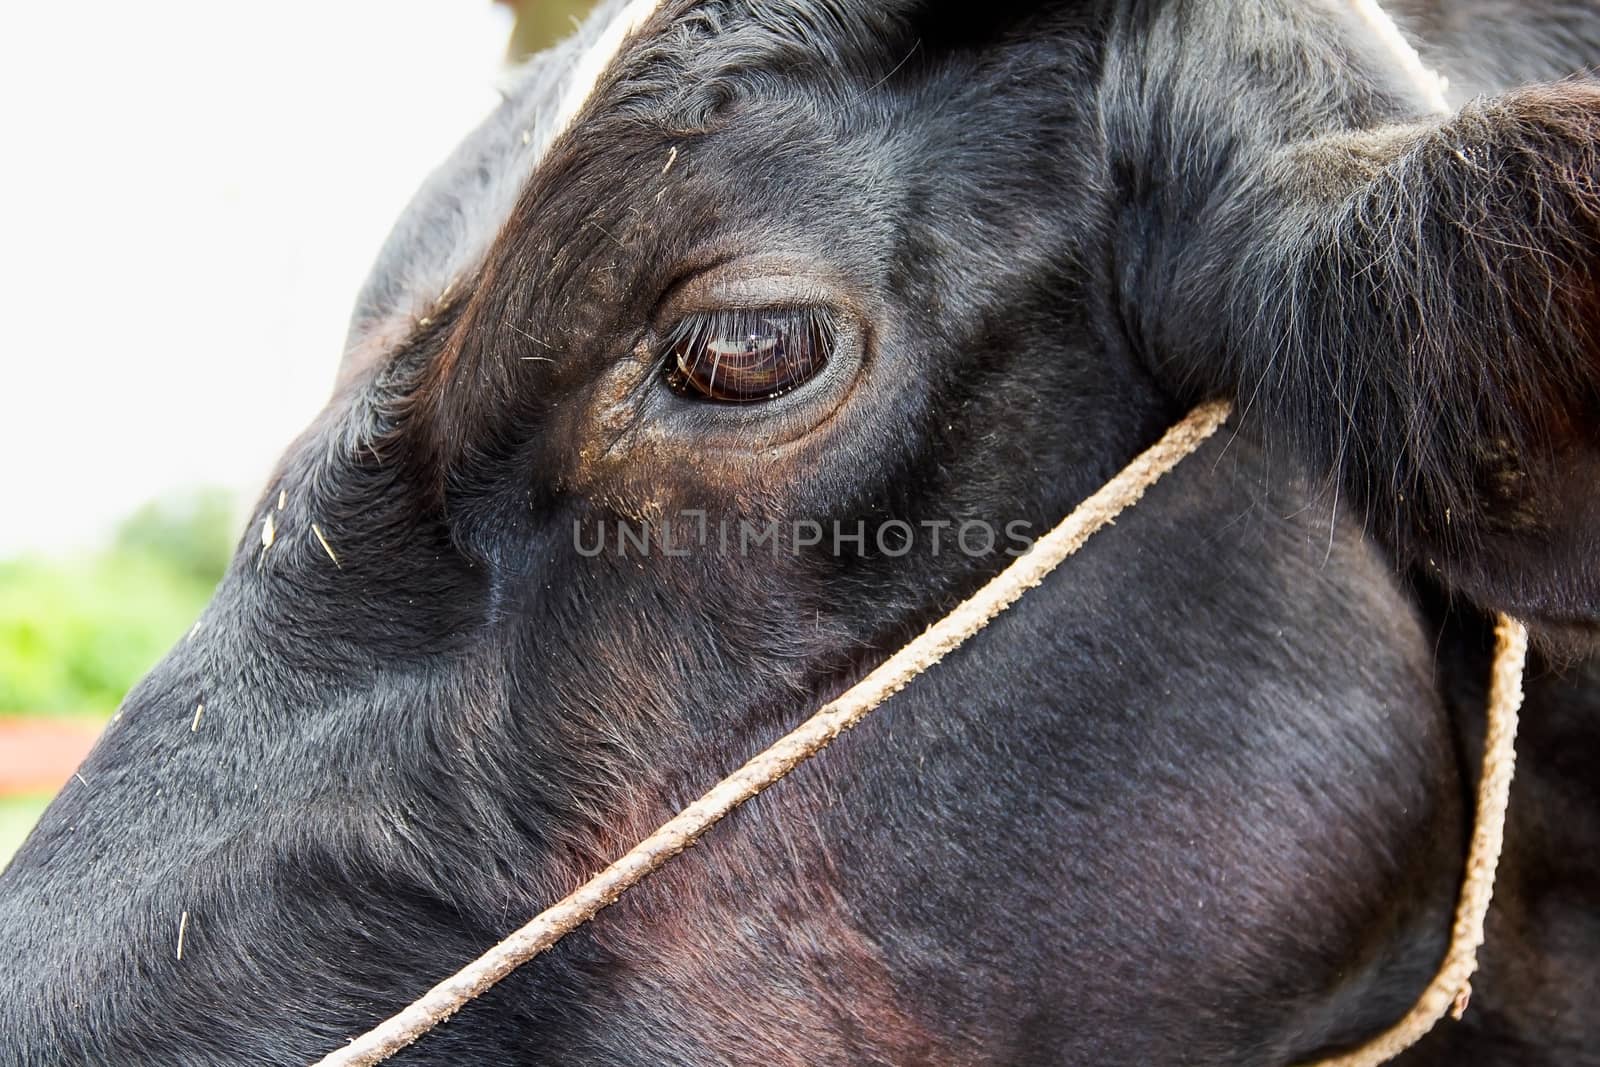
[{"x1": 667, "y1": 308, "x2": 832, "y2": 403}]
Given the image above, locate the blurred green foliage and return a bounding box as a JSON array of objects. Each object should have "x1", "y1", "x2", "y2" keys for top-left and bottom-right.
[
  {"x1": 506, "y1": 0, "x2": 599, "y2": 60},
  {"x1": 0, "y1": 490, "x2": 235, "y2": 718}
]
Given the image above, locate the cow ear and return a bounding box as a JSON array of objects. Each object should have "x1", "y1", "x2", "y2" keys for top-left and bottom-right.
[{"x1": 1158, "y1": 84, "x2": 1600, "y2": 641}]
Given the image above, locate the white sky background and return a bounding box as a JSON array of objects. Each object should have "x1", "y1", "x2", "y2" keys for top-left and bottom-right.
[{"x1": 0, "y1": 1, "x2": 515, "y2": 556}]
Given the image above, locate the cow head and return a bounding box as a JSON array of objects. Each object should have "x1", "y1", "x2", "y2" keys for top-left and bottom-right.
[{"x1": 3, "y1": 1, "x2": 1598, "y2": 1063}]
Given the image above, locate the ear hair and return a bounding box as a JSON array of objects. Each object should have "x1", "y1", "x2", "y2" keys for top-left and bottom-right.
[{"x1": 1169, "y1": 84, "x2": 1600, "y2": 634}]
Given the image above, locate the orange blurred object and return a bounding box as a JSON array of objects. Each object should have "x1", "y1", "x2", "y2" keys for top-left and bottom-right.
[{"x1": 0, "y1": 719, "x2": 101, "y2": 796}]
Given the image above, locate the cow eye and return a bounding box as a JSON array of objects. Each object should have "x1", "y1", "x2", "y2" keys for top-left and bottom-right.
[{"x1": 664, "y1": 307, "x2": 835, "y2": 403}]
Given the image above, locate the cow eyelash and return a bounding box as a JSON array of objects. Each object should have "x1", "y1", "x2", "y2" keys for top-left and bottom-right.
[{"x1": 662, "y1": 307, "x2": 837, "y2": 403}]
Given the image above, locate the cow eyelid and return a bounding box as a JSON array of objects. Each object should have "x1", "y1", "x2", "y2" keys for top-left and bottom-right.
[{"x1": 662, "y1": 306, "x2": 837, "y2": 403}]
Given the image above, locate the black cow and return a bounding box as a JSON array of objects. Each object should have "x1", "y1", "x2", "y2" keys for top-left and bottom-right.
[{"x1": 3, "y1": 1, "x2": 1599, "y2": 1063}]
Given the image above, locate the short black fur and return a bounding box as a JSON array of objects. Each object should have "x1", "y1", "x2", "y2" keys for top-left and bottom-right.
[{"x1": 4, "y1": 1, "x2": 1600, "y2": 1063}]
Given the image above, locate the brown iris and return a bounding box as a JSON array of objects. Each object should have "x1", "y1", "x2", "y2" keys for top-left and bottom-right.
[{"x1": 665, "y1": 307, "x2": 835, "y2": 403}]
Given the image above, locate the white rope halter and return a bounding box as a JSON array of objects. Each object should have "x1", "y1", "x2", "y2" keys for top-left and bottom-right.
[{"x1": 313, "y1": 401, "x2": 1525, "y2": 1066}]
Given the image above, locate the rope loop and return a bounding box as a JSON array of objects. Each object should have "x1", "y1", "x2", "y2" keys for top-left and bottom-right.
[{"x1": 313, "y1": 403, "x2": 1525, "y2": 1067}]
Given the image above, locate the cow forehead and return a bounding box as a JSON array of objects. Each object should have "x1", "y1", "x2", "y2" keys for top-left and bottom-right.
[
  {"x1": 342, "y1": 0, "x2": 1433, "y2": 371},
  {"x1": 343, "y1": 0, "x2": 919, "y2": 375},
  {"x1": 343, "y1": 0, "x2": 669, "y2": 365}
]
